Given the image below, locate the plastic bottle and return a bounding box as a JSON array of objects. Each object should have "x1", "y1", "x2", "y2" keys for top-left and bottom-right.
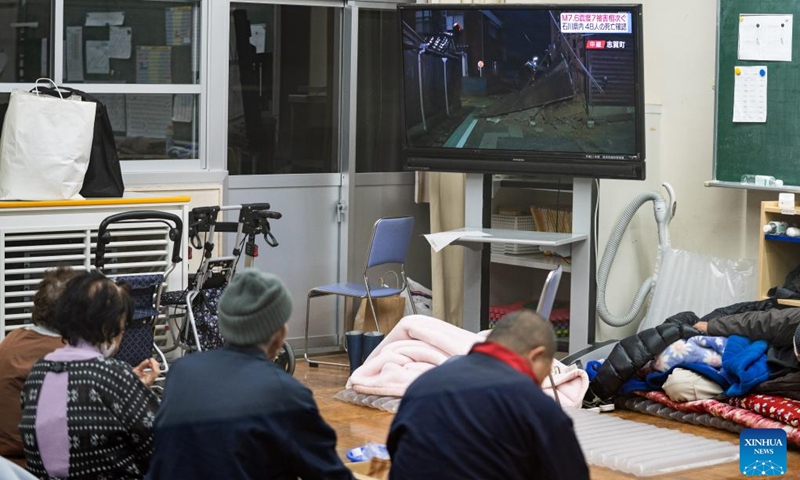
[
  {"x1": 741, "y1": 174, "x2": 782, "y2": 187},
  {"x1": 787, "y1": 227, "x2": 800, "y2": 237},
  {"x1": 763, "y1": 221, "x2": 789, "y2": 234}
]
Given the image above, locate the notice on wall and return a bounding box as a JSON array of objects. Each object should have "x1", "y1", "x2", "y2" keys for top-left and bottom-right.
[
  {"x1": 136, "y1": 46, "x2": 171, "y2": 84},
  {"x1": 126, "y1": 95, "x2": 172, "y2": 138},
  {"x1": 738, "y1": 14, "x2": 793, "y2": 62},
  {"x1": 86, "y1": 41, "x2": 110, "y2": 75},
  {"x1": 109, "y1": 26, "x2": 132, "y2": 59},
  {"x1": 85, "y1": 11, "x2": 125, "y2": 27},
  {"x1": 172, "y1": 94, "x2": 193, "y2": 123},
  {"x1": 65, "y1": 26, "x2": 84, "y2": 82},
  {"x1": 733, "y1": 66, "x2": 768, "y2": 123},
  {"x1": 93, "y1": 94, "x2": 126, "y2": 132},
  {"x1": 166, "y1": 6, "x2": 193, "y2": 46},
  {"x1": 250, "y1": 24, "x2": 267, "y2": 54}
]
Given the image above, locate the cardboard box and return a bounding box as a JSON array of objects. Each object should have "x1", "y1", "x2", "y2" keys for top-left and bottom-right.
[{"x1": 346, "y1": 459, "x2": 390, "y2": 480}]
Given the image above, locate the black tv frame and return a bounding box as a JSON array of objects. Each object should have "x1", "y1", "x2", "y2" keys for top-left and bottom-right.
[{"x1": 398, "y1": 3, "x2": 645, "y2": 180}]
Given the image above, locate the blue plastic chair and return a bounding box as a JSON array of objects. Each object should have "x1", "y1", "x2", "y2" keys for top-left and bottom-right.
[{"x1": 304, "y1": 216, "x2": 417, "y2": 368}]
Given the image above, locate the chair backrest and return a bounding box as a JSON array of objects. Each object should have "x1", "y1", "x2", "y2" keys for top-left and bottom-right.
[
  {"x1": 536, "y1": 265, "x2": 563, "y2": 321},
  {"x1": 364, "y1": 216, "x2": 415, "y2": 270}
]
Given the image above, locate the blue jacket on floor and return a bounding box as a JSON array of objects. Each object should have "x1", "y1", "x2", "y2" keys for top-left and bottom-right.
[
  {"x1": 387, "y1": 351, "x2": 589, "y2": 480},
  {"x1": 146, "y1": 345, "x2": 353, "y2": 480}
]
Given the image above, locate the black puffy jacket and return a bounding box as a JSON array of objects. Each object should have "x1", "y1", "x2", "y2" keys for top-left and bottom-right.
[{"x1": 585, "y1": 312, "x2": 700, "y2": 405}]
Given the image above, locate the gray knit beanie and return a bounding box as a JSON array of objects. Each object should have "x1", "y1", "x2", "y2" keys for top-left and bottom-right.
[{"x1": 218, "y1": 269, "x2": 293, "y2": 346}]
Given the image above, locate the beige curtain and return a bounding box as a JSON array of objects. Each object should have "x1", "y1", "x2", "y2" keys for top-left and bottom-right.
[{"x1": 420, "y1": 172, "x2": 466, "y2": 327}]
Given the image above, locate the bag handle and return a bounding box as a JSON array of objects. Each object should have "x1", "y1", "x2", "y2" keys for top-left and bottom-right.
[{"x1": 33, "y1": 78, "x2": 62, "y2": 99}]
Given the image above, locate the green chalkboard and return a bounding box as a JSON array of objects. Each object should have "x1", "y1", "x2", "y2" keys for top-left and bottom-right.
[{"x1": 716, "y1": 1, "x2": 800, "y2": 186}]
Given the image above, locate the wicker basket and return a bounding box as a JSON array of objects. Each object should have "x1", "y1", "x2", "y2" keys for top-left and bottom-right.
[{"x1": 491, "y1": 214, "x2": 537, "y2": 255}]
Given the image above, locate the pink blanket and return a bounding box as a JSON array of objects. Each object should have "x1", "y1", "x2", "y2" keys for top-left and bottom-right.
[
  {"x1": 346, "y1": 315, "x2": 483, "y2": 397},
  {"x1": 346, "y1": 315, "x2": 589, "y2": 408}
]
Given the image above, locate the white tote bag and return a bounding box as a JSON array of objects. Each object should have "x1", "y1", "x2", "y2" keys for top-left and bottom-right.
[{"x1": 0, "y1": 78, "x2": 96, "y2": 200}]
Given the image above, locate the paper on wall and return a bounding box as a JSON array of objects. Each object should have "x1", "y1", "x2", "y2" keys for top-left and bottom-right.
[
  {"x1": 172, "y1": 94, "x2": 193, "y2": 123},
  {"x1": 126, "y1": 95, "x2": 172, "y2": 138},
  {"x1": 65, "y1": 26, "x2": 84, "y2": 82},
  {"x1": 85, "y1": 11, "x2": 125, "y2": 27},
  {"x1": 109, "y1": 26, "x2": 132, "y2": 59},
  {"x1": 733, "y1": 66, "x2": 767, "y2": 123},
  {"x1": 92, "y1": 94, "x2": 126, "y2": 132},
  {"x1": 166, "y1": 6, "x2": 193, "y2": 46},
  {"x1": 250, "y1": 24, "x2": 267, "y2": 54},
  {"x1": 86, "y1": 41, "x2": 110, "y2": 75},
  {"x1": 738, "y1": 14, "x2": 793, "y2": 62},
  {"x1": 136, "y1": 46, "x2": 171, "y2": 84}
]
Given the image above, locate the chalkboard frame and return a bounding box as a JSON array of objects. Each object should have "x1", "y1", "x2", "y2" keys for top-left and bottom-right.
[{"x1": 714, "y1": 0, "x2": 800, "y2": 188}]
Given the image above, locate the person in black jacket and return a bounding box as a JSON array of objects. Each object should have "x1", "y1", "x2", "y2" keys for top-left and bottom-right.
[
  {"x1": 387, "y1": 310, "x2": 589, "y2": 480},
  {"x1": 695, "y1": 305, "x2": 800, "y2": 399},
  {"x1": 146, "y1": 269, "x2": 352, "y2": 480}
]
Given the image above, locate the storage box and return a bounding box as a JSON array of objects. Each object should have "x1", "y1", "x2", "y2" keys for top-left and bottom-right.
[
  {"x1": 491, "y1": 213, "x2": 537, "y2": 255},
  {"x1": 346, "y1": 459, "x2": 390, "y2": 480}
]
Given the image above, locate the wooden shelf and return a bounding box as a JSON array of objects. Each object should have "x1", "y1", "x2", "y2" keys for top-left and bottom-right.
[
  {"x1": 778, "y1": 298, "x2": 800, "y2": 307},
  {"x1": 491, "y1": 252, "x2": 572, "y2": 272},
  {"x1": 763, "y1": 200, "x2": 800, "y2": 216}
]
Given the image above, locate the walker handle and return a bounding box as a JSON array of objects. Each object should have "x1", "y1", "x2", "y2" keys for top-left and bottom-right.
[{"x1": 97, "y1": 211, "x2": 183, "y2": 269}]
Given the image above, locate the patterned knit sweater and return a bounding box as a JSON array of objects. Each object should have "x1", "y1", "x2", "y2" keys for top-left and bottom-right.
[{"x1": 19, "y1": 356, "x2": 159, "y2": 480}]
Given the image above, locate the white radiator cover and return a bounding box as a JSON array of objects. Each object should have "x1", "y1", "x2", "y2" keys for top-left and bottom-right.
[{"x1": 0, "y1": 199, "x2": 188, "y2": 340}]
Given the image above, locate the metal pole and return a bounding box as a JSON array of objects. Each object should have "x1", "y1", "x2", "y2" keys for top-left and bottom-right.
[
  {"x1": 418, "y1": 50, "x2": 426, "y2": 131},
  {"x1": 442, "y1": 57, "x2": 449, "y2": 117}
]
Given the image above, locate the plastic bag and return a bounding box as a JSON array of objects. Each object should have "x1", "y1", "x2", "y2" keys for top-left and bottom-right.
[
  {"x1": 0, "y1": 79, "x2": 96, "y2": 200},
  {"x1": 640, "y1": 248, "x2": 756, "y2": 332},
  {"x1": 404, "y1": 277, "x2": 432, "y2": 317}
]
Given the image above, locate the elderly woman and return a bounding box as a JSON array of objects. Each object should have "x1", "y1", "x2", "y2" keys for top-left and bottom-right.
[{"x1": 19, "y1": 272, "x2": 160, "y2": 480}]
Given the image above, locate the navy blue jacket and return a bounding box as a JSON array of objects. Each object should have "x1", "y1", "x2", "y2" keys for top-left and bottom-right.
[
  {"x1": 387, "y1": 352, "x2": 589, "y2": 480},
  {"x1": 146, "y1": 345, "x2": 352, "y2": 480}
]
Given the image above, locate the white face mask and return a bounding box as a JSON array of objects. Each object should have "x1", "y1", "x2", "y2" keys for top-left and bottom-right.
[{"x1": 100, "y1": 339, "x2": 119, "y2": 358}]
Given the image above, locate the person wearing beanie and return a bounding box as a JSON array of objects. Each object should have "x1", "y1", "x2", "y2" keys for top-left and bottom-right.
[{"x1": 146, "y1": 269, "x2": 353, "y2": 480}]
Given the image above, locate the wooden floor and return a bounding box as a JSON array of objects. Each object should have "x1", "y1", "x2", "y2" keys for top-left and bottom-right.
[{"x1": 298, "y1": 355, "x2": 800, "y2": 479}]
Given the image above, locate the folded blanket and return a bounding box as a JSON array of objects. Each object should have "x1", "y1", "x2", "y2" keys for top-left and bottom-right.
[
  {"x1": 729, "y1": 394, "x2": 800, "y2": 428},
  {"x1": 640, "y1": 390, "x2": 800, "y2": 445},
  {"x1": 346, "y1": 315, "x2": 486, "y2": 397},
  {"x1": 653, "y1": 336, "x2": 727, "y2": 372},
  {"x1": 722, "y1": 335, "x2": 771, "y2": 397}
]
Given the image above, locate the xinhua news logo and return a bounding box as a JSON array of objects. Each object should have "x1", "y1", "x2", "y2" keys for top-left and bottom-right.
[{"x1": 740, "y1": 428, "x2": 787, "y2": 476}]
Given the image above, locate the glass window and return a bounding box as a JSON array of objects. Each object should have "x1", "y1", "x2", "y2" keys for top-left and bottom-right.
[
  {"x1": 356, "y1": 9, "x2": 402, "y2": 173},
  {"x1": 63, "y1": 0, "x2": 201, "y2": 84},
  {"x1": 0, "y1": 1, "x2": 52, "y2": 83},
  {"x1": 227, "y1": 3, "x2": 339, "y2": 175},
  {"x1": 93, "y1": 93, "x2": 199, "y2": 160}
]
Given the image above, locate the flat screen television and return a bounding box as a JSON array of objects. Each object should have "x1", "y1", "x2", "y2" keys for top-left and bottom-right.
[{"x1": 398, "y1": 4, "x2": 645, "y2": 180}]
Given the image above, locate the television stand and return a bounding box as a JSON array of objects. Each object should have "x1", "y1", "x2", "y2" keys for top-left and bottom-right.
[{"x1": 447, "y1": 174, "x2": 595, "y2": 354}]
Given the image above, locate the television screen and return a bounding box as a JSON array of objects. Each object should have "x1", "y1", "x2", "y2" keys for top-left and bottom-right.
[{"x1": 398, "y1": 4, "x2": 645, "y2": 179}]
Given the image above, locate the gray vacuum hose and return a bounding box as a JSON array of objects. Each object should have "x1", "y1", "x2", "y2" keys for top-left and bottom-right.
[{"x1": 596, "y1": 192, "x2": 666, "y2": 327}]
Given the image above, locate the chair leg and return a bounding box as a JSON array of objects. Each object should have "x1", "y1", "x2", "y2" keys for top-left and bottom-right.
[
  {"x1": 304, "y1": 293, "x2": 317, "y2": 367},
  {"x1": 367, "y1": 296, "x2": 380, "y2": 332},
  {"x1": 304, "y1": 291, "x2": 349, "y2": 368}
]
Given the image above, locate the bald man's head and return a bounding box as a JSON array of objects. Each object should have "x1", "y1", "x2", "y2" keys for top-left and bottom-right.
[{"x1": 486, "y1": 310, "x2": 556, "y2": 382}]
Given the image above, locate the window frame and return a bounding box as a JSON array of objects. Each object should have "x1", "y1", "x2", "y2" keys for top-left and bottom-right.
[{"x1": 0, "y1": 0, "x2": 210, "y2": 175}]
